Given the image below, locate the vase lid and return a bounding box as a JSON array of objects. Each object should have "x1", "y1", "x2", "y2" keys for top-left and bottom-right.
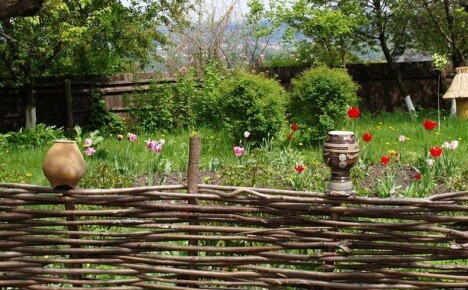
[
  {"x1": 328, "y1": 130, "x2": 355, "y2": 135},
  {"x1": 54, "y1": 139, "x2": 77, "y2": 143}
]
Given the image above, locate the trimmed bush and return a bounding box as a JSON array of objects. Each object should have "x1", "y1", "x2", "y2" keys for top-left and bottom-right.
[
  {"x1": 289, "y1": 66, "x2": 359, "y2": 144},
  {"x1": 218, "y1": 72, "x2": 288, "y2": 144}
]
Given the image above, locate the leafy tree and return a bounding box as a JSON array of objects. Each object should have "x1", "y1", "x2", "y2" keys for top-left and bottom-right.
[
  {"x1": 356, "y1": 0, "x2": 414, "y2": 106},
  {"x1": 270, "y1": 0, "x2": 366, "y2": 67},
  {"x1": 401, "y1": 0, "x2": 468, "y2": 67},
  {"x1": 0, "y1": 0, "x2": 187, "y2": 129}
]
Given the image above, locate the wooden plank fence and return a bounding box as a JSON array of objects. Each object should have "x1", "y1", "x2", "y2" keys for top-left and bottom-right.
[
  {"x1": 0, "y1": 137, "x2": 467, "y2": 289},
  {"x1": 0, "y1": 62, "x2": 450, "y2": 133},
  {"x1": 0, "y1": 73, "x2": 175, "y2": 132}
]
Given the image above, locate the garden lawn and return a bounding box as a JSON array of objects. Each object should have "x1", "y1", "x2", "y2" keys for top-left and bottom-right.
[{"x1": 0, "y1": 111, "x2": 467, "y2": 197}]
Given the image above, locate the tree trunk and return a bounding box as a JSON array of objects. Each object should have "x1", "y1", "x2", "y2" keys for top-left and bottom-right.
[
  {"x1": 378, "y1": 33, "x2": 413, "y2": 112},
  {"x1": 24, "y1": 82, "x2": 36, "y2": 129},
  {"x1": 0, "y1": 0, "x2": 44, "y2": 19}
]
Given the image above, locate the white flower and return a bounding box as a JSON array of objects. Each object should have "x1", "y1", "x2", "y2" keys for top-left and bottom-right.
[
  {"x1": 244, "y1": 131, "x2": 250, "y2": 138},
  {"x1": 398, "y1": 135, "x2": 406, "y2": 143},
  {"x1": 449, "y1": 140, "x2": 459, "y2": 150},
  {"x1": 426, "y1": 159, "x2": 435, "y2": 167},
  {"x1": 442, "y1": 141, "x2": 450, "y2": 149}
]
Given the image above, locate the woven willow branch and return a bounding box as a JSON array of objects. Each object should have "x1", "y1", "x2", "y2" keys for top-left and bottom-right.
[{"x1": 1, "y1": 182, "x2": 467, "y2": 289}]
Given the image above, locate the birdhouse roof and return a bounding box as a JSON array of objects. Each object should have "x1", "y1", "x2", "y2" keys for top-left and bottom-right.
[{"x1": 443, "y1": 67, "x2": 468, "y2": 99}]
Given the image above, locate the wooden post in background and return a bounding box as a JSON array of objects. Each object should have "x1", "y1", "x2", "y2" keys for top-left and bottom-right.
[{"x1": 64, "y1": 79, "x2": 74, "y2": 132}]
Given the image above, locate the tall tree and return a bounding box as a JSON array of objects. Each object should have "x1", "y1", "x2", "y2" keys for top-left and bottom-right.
[
  {"x1": 402, "y1": 0, "x2": 468, "y2": 68},
  {"x1": 271, "y1": 0, "x2": 366, "y2": 67},
  {"x1": 357, "y1": 0, "x2": 414, "y2": 108},
  {"x1": 0, "y1": 0, "x2": 187, "y2": 129}
]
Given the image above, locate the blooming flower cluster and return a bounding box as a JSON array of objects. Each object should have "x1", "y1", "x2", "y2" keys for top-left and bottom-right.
[
  {"x1": 426, "y1": 140, "x2": 460, "y2": 167},
  {"x1": 146, "y1": 139, "x2": 165, "y2": 154},
  {"x1": 83, "y1": 138, "x2": 96, "y2": 156},
  {"x1": 442, "y1": 140, "x2": 459, "y2": 151}
]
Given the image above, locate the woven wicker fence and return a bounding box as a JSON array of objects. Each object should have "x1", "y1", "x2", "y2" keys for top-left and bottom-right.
[{"x1": 1, "y1": 139, "x2": 467, "y2": 289}]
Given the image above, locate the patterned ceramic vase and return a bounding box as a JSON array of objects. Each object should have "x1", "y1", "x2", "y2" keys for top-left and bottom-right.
[
  {"x1": 323, "y1": 131, "x2": 359, "y2": 196},
  {"x1": 43, "y1": 140, "x2": 86, "y2": 190}
]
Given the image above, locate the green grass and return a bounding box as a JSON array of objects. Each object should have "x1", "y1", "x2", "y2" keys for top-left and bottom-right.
[{"x1": 0, "y1": 111, "x2": 467, "y2": 195}]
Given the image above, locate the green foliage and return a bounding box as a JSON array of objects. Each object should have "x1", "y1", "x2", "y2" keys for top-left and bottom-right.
[
  {"x1": 218, "y1": 72, "x2": 287, "y2": 144},
  {"x1": 289, "y1": 66, "x2": 359, "y2": 145},
  {"x1": 80, "y1": 163, "x2": 133, "y2": 188},
  {"x1": 0, "y1": 124, "x2": 64, "y2": 149},
  {"x1": 86, "y1": 93, "x2": 125, "y2": 134},
  {"x1": 271, "y1": 0, "x2": 366, "y2": 67},
  {"x1": 128, "y1": 80, "x2": 176, "y2": 132},
  {"x1": 191, "y1": 64, "x2": 224, "y2": 127},
  {"x1": 265, "y1": 50, "x2": 301, "y2": 67},
  {"x1": 128, "y1": 65, "x2": 223, "y2": 132},
  {"x1": 432, "y1": 53, "x2": 449, "y2": 71}
]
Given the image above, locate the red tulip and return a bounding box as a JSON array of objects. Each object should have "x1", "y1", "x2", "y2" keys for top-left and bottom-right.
[
  {"x1": 380, "y1": 155, "x2": 390, "y2": 165},
  {"x1": 290, "y1": 123, "x2": 299, "y2": 131},
  {"x1": 414, "y1": 173, "x2": 422, "y2": 180},
  {"x1": 363, "y1": 132, "x2": 372, "y2": 142},
  {"x1": 423, "y1": 119, "x2": 437, "y2": 130},
  {"x1": 295, "y1": 165, "x2": 305, "y2": 173},
  {"x1": 429, "y1": 146, "x2": 442, "y2": 158},
  {"x1": 347, "y1": 107, "x2": 360, "y2": 118}
]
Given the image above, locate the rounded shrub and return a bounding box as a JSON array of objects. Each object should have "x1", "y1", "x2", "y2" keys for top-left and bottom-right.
[
  {"x1": 289, "y1": 66, "x2": 359, "y2": 144},
  {"x1": 218, "y1": 72, "x2": 287, "y2": 144}
]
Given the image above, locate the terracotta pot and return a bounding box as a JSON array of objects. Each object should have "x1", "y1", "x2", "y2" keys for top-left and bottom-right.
[
  {"x1": 323, "y1": 131, "x2": 359, "y2": 195},
  {"x1": 43, "y1": 140, "x2": 86, "y2": 189}
]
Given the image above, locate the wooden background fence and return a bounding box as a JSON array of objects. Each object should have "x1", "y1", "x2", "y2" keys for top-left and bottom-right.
[
  {"x1": 0, "y1": 62, "x2": 448, "y2": 133},
  {"x1": 1, "y1": 137, "x2": 467, "y2": 289}
]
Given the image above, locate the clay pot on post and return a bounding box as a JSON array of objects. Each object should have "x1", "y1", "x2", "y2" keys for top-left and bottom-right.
[
  {"x1": 323, "y1": 131, "x2": 359, "y2": 197},
  {"x1": 43, "y1": 140, "x2": 86, "y2": 190}
]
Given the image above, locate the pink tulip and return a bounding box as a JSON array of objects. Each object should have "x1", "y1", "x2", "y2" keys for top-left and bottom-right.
[
  {"x1": 85, "y1": 147, "x2": 96, "y2": 156},
  {"x1": 233, "y1": 146, "x2": 245, "y2": 156},
  {"x1": 83, "y1": 138, "x2": 93, "y2": 147},
  {"x1": 127, "y1": 133, "x2": 138, "y2": 142},
  {"x1": 146, "y1": 139, "x2": 165, "y2": 153}
]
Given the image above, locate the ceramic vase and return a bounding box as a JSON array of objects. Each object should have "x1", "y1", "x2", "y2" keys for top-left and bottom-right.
[
  {"x1": 323, "y1": 131, "x2": 359, "y2": 196},
  {"x1": 43, "y1": 140, "x2": 86, "y2": 189}
]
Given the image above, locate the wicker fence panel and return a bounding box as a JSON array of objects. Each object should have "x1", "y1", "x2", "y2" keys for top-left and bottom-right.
[{"x1": 0, "y1": 182, "x2": 467, "y2": 289}]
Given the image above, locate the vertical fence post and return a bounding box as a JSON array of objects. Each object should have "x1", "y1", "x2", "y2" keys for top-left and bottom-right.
[
  {"x1": 187, "y1": 135, "x2": 201, "y2": 196},
  {"x1": 64, "y1": 192, "x2": 82, "y2": 286},
  {"x1": 185, "y1": 135, "x2": 201, "y2": 286},
  {"x1": 322, "y1": 203, "x2": 341, "y2": 290}
]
